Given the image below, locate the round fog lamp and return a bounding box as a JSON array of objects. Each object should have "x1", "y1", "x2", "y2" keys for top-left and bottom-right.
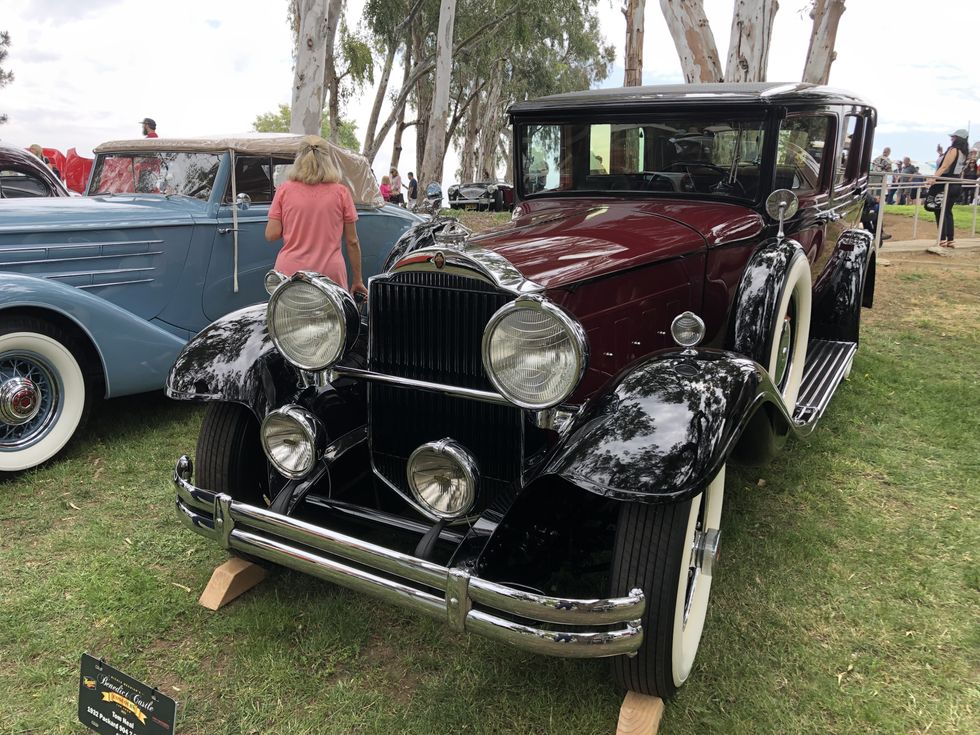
[
  {"x1": 670, "y1": 311, "x2": 705, "y2": 348},
  {"x1": 406, "y1": 440, "x2": 478, "y2": 520},
  {"x1": 260, "y1": 406, "x2": 324, "y2": 479}
]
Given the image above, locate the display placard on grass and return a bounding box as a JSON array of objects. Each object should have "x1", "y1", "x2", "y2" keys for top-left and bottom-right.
[{"x1": 78, "y1": 654, "x2": 177, "y2": 735}]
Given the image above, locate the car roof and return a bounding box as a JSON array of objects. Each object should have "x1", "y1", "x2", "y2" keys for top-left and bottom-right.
[
  {"x1": 0, "y1": 143, "x2": 71, "y2": 196},
  {"x1": 93, "y1": 134, "x2": 383, "y2": 207},
  {"x1": 509, "y1": 83, "x2": 874, "y2": 115}
]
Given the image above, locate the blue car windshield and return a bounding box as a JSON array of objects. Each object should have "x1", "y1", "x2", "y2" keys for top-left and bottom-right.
[
  {"x1": 89, "y1": 152, "x2": 222, "y2": 199},
  {"x1": 517, "y1": 117, "x2": 768, "y2": 201}
]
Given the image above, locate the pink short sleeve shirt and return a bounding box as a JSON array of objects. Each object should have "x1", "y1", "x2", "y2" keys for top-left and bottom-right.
[{"x1": 269, "y1": 181, "x2": 358, "y2": 289}]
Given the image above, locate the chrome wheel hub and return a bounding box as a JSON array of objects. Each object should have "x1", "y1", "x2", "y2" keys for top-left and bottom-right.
[
  {"x1": 774, "y1": 315, "x2": 793, "y2": 387},
  {"x1": 0, "y1": 377, "x2": 41, "y2": 425},
  {"x1": 683, "y1": 526, "x2": 721, "y2": 627}
]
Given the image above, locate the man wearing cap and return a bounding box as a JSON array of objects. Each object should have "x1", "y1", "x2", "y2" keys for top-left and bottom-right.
[{"x1": 140, "y1": 118, "x2": 158, "y2": 138}]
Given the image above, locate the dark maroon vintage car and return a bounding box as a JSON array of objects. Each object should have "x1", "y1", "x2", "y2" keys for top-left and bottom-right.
[
  {"x1": 168, "y1": 83, "x2": 878, "y2": 697},
  {"x1": 0, "y1": 144, "x2": 72, "y2": 198}
]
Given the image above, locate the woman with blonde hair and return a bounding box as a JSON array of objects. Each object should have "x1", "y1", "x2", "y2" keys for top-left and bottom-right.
[{"x1": 265, "y1": 135, "x2": 367, "y2": 299}]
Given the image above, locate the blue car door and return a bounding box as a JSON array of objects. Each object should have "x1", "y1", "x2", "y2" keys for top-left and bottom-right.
[{"x1": 203, "y1": 155, "x2": 290, "y2": 322}]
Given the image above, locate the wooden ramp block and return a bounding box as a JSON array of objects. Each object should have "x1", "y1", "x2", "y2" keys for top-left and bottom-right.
[
  {"x1": 616, "y1": 691, "x2": 664, "y2": 735},
  {"x1": 199, "y1": 557, "x2": 266, "y2": 610}
]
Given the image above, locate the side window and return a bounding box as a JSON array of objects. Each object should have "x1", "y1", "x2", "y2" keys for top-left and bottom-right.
[
  {"x1": 269, "y1": 157, "x2": 293, "y2": 197},
  {"x1": 776, "y1": 115, "x2": 831, "y2": 193},
  {"x1": 836, "y1": 115, "x2": 860, "y2": 186},
  {"x1": 0, "y1": 169, "x2": 52, "y2": 197},
  {"x1": 226, "y1": 156, "x2": 274, "y2": 203}
]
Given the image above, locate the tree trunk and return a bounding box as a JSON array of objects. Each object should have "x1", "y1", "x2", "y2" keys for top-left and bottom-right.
[
  {"x1": 417, "y1": 0, "x2": 456, "y2": 196},
  {"x1": 802, "y1": 0, "x2": 846, "y2": 84},
  {"x1": 659, "y1": 0, "x2": 723, "y2": 83},
  {"x1": 290, "y1": 0, "x2": 331, "y2": 134},
  {"x1": 725, "y1": 0, "x2": 778, "y2": 82},
  {"x1": 501, "y1": 128, "x2": 513, "y2": 184},
  {"x1": 361, "y1": 43, "x2": 396, "y2": 161},
  {"x1": 324, "y1": 0, "x2": 343, "y2": 142},
  {"x1": 623, "y1": 0, "x2": 646, "y2": 87},
  {"x1": 390, "y1": 43, "x2": 412, "y2": 168},
  {"x1": 477, "y1": 74, "x2": 503, "y2": 179}
]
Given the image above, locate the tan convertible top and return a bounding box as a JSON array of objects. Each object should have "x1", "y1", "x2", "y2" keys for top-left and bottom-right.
[{"x1": 94, "y1": 134, "x2": 383, "y2": 207}]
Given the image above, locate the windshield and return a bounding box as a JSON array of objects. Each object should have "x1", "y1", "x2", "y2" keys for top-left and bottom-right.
[
  {"x1": 88, "y1": 152, "x2": 222, "y2": 198},
  {"x1": 517, "y1": 117, "x2": 768, "y2": 201}
]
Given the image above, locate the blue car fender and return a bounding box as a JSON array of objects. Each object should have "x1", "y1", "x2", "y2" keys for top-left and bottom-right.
[
  {"x1": 542, "y1": 349, "x2": 793, "y2": 504},
  {"x1": 0, "y1": 273, "x2": 187, "y2": 397}
]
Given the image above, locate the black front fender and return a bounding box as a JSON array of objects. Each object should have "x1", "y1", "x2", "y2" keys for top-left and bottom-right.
[
  {"x1": 543, "y1": 350, "x2": 792, "y2": 504},
  {"x1": 166, "y1": 303, "x2": 296, "y2": 419}
]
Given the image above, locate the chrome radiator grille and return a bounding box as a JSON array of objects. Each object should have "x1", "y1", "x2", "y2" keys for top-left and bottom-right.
[
  {"x1": 368, "y1": 272, "x2": 521, "y2": 502},
  {"x1": 369, "y1": 272, "x2": 510, "y2": 390}
]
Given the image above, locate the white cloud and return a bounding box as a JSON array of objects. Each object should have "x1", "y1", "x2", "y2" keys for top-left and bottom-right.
[{"x1": 1, "y1": 0, "x2": 977, "y2": 181}]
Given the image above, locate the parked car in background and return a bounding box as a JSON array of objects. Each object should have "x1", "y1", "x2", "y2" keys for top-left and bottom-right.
[
  {"x1": 448, "y1": 180, "x2": 515, "y2": 211},
  {"x1": 0, "y1": 134, "x2": 421, "y2": 471},
  {"x1": 170, "y1": 84, "x2": 877, "y2": 698},
  {"x1": 0, "y1": 144, "x2": 72, "y2": 198}
]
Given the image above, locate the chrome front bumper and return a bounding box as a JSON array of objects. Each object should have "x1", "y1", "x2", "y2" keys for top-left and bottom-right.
[{"x1": 174, "y1": 456, "x2": 644, "y2": 658}]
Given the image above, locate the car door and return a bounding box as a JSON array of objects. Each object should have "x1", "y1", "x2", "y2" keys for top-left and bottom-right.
[
  {"x1": 203, "y1": 155, "x2": 290, "y2": 322},
  {"x1": 775, "y1": 112, "x2": 835, "y2": 281},
  {"x1": 820, "y1": 112, "x2": 868, "y2": 286}
]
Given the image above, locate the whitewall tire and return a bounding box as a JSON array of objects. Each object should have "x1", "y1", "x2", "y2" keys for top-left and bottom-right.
[
  {"x1": 766, "y1": 256, "x2": 811, "y2": 410},
  {"x1": 0, "y1": 320, "x2": 91, "y2": 472},
  {"x1": 610, "y1": 466, "x2": 726, "y2": 697}
]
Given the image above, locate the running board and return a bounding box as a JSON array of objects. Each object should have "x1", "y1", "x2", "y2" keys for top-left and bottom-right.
[{"x1": 793, "y1": 340, "x2": 857, "y2": 426}]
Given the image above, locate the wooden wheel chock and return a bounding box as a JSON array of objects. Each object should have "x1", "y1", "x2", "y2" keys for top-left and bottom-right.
[
  {"x1": 198, "y1": 556, "x2": 266, "y2": 610},
  {"x1": 616, "y1": 691, "x2": 664, "y2": 735}
]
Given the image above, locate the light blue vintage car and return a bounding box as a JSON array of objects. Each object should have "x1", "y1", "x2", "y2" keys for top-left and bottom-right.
[{"x1": 0, "y1": 134, "x2": 421, "y2": 471}]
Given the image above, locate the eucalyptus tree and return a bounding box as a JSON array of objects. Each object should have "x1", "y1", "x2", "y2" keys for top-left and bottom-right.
[
  {"x1": 1, "y1": 31, "x2": 13, "y2": 124},
  {"x1": 657, "y1": 0, "x2": 846, "y2": 84},
  {"x1": 624, "y1": 0, "x2": 646, "y2": 86},
  {"x1": 452, "y1": 0, "x2": 615, "y2": 182}
]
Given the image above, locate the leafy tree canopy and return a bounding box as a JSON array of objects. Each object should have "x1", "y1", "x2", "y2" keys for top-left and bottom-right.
[
  {"x1": 253, "y1": 104, "x2": 360, "y2": 152},
  {"x1": 0, "y1": 31, "x2": 14, "y2": 125}
]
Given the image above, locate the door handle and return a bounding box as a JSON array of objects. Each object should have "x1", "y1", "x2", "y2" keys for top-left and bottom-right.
[
  {"x1": 815, "y1": 211, "x2": 841, "y2": 224},
  {"x1": 218, "y1": 227, "x2": 239, "y2": 234}
]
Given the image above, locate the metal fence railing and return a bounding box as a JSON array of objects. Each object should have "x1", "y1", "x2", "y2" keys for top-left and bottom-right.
[{"x1": 870, "y1": 171, "x2": 979, "y2": 248}]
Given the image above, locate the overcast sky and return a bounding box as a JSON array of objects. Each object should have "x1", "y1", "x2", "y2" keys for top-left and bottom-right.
[{"x1": 2, "y1": 0, "x2": 978, "y2": 182}]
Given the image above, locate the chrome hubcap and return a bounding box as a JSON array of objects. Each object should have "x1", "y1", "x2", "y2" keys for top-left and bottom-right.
[
  {"x1": 0, "y1": 352, "x2": 61, "y2": 450},
  {"x1": 0, "y1": 377, "x2": 41, "y2": 425},
  {"x1": 684, "y1": 526, "x2": 721, "y2": 627},
  {"x1": 774, "y1": 314, "x2": 793, "y2": 387}
]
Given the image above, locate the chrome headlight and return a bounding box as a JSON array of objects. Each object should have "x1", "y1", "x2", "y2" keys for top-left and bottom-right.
[
  {"x1": 407, "y1": 439, "x2": 478, "y2": 520},
  {"x1": 267, "y1": 272, "x2": 358, "y2": 371},
  {"x1": 482, "y1": 298, "x2": 587, "y2": 410},
  {"x1": 260, "y1": 405, "x2": 325, "y2": 479}
]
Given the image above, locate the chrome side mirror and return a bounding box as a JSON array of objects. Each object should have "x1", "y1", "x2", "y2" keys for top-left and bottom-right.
[
  {"x1": 236, "y1": 192, "x2": 251, "y2": 211},
  {"x1": 765, "y1": 189, "x2": 799, "y2": 239}
]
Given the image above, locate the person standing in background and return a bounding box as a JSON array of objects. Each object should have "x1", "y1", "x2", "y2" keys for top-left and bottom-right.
[
  {"x1": 264, "y1": 136, "x2": 366, "y2": 299},
  {"x1": 379, "y1": 175, "x2": 391, "y2": 202},
  {"x1": 388, "y1": 168, "x2": 404, "y2": 206},
  {"x1": 931, "y1": 129, "x2": 969, "y2": 249},
  {"x1": 140, "y1": 118, "x2": 158, "y2": 138},
  {"x1": 406, "y1": 172, "x2": 418, "y2": 208}
]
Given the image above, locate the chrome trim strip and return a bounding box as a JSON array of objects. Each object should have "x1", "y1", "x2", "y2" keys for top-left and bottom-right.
[
  {"x1": 0, "y1": 251, "x2": 164, "y2": 268},
  {"x1": 174, "y1": 457, "x2": 645, "y2": 658},
  {"x1": 390, "y1": 245, "x2": 544, "y2": 295},
  {"x1": 78, "y1": 279, "x2": 154, "y2": 289},
  {"x1": 46, "y1": 266, "x2": 157, "y2": 280},
  {"x1": 0, "y1": 238, "x2": 165, "y2": 252},
  {"x1": 332, "y1": 365, "x2": 511, "y2": 406}
]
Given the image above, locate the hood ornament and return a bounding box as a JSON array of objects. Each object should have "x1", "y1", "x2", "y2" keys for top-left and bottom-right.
[{"x1": 432, "y1": 219, "x2": 470, "y2": 250}]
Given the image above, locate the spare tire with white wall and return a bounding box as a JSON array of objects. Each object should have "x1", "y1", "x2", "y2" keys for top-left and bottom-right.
[{"x1": 0, "y1": 316, "x2": 92, "y2": 471}]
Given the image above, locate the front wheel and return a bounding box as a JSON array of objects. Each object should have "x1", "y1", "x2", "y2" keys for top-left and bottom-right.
[
  {"x1": 0, "y1": 317, "x2": 93, "y2": 472},
  {"x1": 766, "y1": 255, "x2": 811, "y2": 410},
  {"x1": 195, "y1": 402, "x2": 267, "y2": 505},
  {"x1": 609, "y1": 466, "x2": 725, "y2": 697}
]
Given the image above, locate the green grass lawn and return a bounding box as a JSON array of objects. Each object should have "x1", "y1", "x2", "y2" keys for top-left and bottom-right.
[
  {"x1": 1, "y1": 251, "x2": 977, "y2": 734},
  {"x1": 885, "y1": 203, "x2": 979, "y2": 233}
]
